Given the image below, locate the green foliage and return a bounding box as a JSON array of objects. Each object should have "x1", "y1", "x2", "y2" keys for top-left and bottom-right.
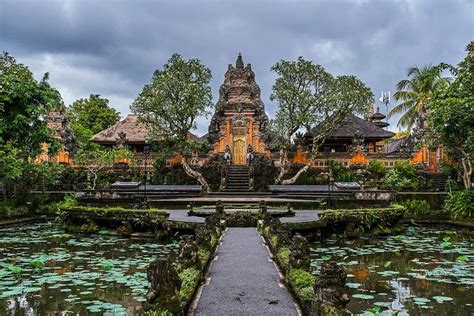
[
  {"x1": 398, "y1": 199, "x2": 431, "y2": 214},
  {"x1": 382, "y1": 161, "x2": 419, "y2": 191},
  {"x1": 178, "y1": 267, "x2": 200, "y2": 301},
  {"x1": 131, "y1": 53, "x2": 212, "y2": 152},
  {"x1": 67, "y1": 94, "x2": 120, "y2": 149},
  {"x1": 0, "y1": 262, "x2": 22, "y2": 276},
  {"x1": 74, "y1": 148, "x2": 133, "y2": 189},
  {"x1": 0, "y1": 52, "x2": 62, "y2": 158},
  {"x1": 277, "y1": 247, "x2": 290, "y2": 268},
  {"x1": 390, "y1": 63, "x2": 452, "y2": 129},
  {"x1": 102, "y1": 261, "x2": 114, "y2": 271},
  {"x1": 269, "y1": 56, "x2": 373, "y2": 184},
  {"x1": 427, "y1": 42, "x2": 474, "y2": 188},
  {"x1": 0, "y1": 147, "x2": 63, "y2": 203},
  {"x1": 367, "y1": 160, "x2": 387, "y2": 179},
  {"x1": 287, "y1": 268, "x2": 315, "y2": 302},
  {"x1": 444, "y1": 189, "x2": 474, "y2": 218}
]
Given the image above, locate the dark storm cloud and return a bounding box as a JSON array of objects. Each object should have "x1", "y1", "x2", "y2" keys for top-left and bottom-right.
[{"x1": 1, "y1": 0, "x2": 472, "y2": 134}]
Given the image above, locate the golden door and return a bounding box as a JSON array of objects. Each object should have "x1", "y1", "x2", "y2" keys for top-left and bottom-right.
[{"x1": 233, "y1": 139, "x2": 246, "y2": 165}]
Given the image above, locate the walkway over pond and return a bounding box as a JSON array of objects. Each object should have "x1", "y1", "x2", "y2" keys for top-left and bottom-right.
[{"x1": 193, "y1": 228, "x2": 299, "y2": 316}]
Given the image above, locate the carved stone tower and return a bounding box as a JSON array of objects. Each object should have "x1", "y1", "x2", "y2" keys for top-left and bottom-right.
[{"x1": 208, "y1": 53, "x2": 269, "y2": 165}]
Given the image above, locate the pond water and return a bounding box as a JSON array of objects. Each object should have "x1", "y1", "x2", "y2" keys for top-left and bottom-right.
[
  {"x1": 310, "y1": 225, "x2": 474, "y2": 316},
  {"x1": 0, "y1": 223, "x2": 177, "y2": 315}
]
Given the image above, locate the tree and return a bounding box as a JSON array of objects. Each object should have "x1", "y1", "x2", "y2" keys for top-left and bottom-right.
[
  {"x1": 0, "y1": 52, "x2": 62, "y2": 158},
  {"x1": 0, "y1": 52, "x2": 66, "y2": 202},
  {"x1": 75, "y1": 148, "x2": 133, "y2": 190},
  {"x1": 390, "y1": 64, "x2": 452, "y2": 130},
  {"x1": 131, "y1": 54, "x2": 213, "y2": 191},
  {"x1": 67, "y1": 94, "x2": 120, "y2": 148},
  {"x1": 427, "y1": 42, "x2": 474, "y2": 188},
  {"x1": 269, "y1": 57, "x2": 373, "y2": 184}
]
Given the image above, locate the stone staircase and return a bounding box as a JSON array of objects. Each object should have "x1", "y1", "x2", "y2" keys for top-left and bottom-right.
[
  {"x1": 224, "y1": 166, "x2": 250, "y2": 192},
  {"x1": 425, "y1": 174, "x2": 449, "y2": 191}
]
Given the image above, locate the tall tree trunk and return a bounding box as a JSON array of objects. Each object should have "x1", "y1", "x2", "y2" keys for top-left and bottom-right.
[
  {"x1": 281, "y1": 156, "x2": 315, "y2": 185},
  {"x1": 461, "y1": 157, "x2": 472, "y2": 189},
  {"x1": 275, "y1": 149, "x2": 289, "y2": 184},
  {"x1": 181, "y1": 158, "x2": 211, "y2": 193}
]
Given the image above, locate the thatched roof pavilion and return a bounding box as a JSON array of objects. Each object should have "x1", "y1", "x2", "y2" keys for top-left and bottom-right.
[{"x1": 91, "y1": 114, "x2": 199, "y2": 145}]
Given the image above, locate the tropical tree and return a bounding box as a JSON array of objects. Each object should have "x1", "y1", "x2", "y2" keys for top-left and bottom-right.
[
  {"x1": 0, "y1": 52, "x2": 65, "y2": 201},
  {"x1": 75, "y1": 148, "x2": 133, "y2": 190},
  {"x1": 427, "y1": 42, "x2": 474, "y2": 188},
  {"x1": 67, "y1": 94, "x2": 120, "y2": 148},
  {"x1": 0, "y1": 52, "x2": 62, "y2": 158},
  {"x1": 131, "y1": 54, "x2": 213, "y2": 192},
  {"x1": 270, "y1": 57, "x2": 373, "y2": 184},
  {"x1": 390, "y1": 64, "x2": 452, "y2": 130}
]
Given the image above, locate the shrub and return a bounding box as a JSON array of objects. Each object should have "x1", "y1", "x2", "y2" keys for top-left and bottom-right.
[
  {"x1": 287, "y1": 268, "x2": 315, "y2": 302},
  {"x1": 399, "y1": 199, "x2": 431, "y2": 214},
  {"x1": 367, "y1": 160, "x2": 386, "y2": 179},
  {"x1": 336, "y1": 171, "x2": 355, "y2": 182},
  {"x1": 444, "y1": 189, "x2": 474, "y2": 218},
  {"x1": 178, "y1": 267, "x2": 200, "y2": 301},
  {"x1": 382, "y1": 169, "x2": 419, "y2": 191},
  {"x1": 394, "y1": 160, "x2": 417, "y2": 178},
  {"x1": 277, "y1": 247, "x2": 290, "y2": 268}
]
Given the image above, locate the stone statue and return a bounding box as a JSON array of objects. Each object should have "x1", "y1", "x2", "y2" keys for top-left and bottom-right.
[
  {"x1": 145, "y1": 257, "x2": 182, "y2": 314},
  {"x1": 195, "y1": 225, "x2": 212, "y2": 250},
  {"x1": 246, "y1": 144, "x2": 254, "y2": 165},
  {"x1": 223, "y1": 145, "x2": 232, "y2": 165},
  {"x1": 289, "y1": 234, "x2": 310, "y2": 269},
  {"x1": 178, "y1": 235, "x2": 200, "y2": 269},
  {"x1": 215, "y1": 200, "x2": 225, "y2": 218},
  {"x1": 313, "y1": 261, "x2": 350, "y2": 314}
]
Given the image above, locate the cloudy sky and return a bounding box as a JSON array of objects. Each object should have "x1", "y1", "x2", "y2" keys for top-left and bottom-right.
[{"x1": 1, "y1": 0, "x2": 473, "y2": 135}]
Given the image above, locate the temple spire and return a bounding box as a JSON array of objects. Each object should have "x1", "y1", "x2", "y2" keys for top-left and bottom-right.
[{"x1": 236, "y1": 53, "x2": 244, "y2": 69}]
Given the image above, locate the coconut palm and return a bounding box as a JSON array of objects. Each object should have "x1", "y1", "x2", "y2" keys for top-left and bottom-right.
[{"x1": 389, "y1": 65, "x2": 452, "y2": 129}]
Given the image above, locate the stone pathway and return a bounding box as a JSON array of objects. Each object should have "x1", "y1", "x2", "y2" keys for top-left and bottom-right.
[{"x1": 193, "y1": 228, "x2": 299, "y2": 316}]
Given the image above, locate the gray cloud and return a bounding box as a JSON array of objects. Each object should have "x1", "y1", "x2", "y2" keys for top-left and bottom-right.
[{"x1": 1, "y1": 0, "x2": 472, "y2": 135}]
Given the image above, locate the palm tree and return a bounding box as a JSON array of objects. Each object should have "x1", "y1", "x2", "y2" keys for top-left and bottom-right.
[{"x1": 389, "y1": 65, "x2": 452, "y2": 129}]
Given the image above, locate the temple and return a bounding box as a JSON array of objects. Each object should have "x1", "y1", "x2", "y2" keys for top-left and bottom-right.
[
  {"x1": 42, "y1": 54, "x2": 445, "y2": 178},
  {"x1": 208, "y1": 53, "x2": 270, "y2": 164}
]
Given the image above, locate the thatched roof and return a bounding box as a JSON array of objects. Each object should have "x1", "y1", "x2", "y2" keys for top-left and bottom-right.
[
  {"x1": 91, "y1": 115, "x2": 199, "y2": 144},
  {"x1": 312, "y1": 113, "x2": 395, "y2": 140}
]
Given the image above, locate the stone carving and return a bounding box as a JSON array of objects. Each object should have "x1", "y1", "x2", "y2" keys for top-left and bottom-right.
[
  {"x1": 178, "y1": 235, "x2": 200, "y2": 269},
  {"x1": 269, "y1": 217, "x2": 281, "y2": 235},
  {"x1": 351, "y1": 130, "x2": 367, "y2": 154},
  {"x1": 115, "y1": 131, "x2": 128, "y2": 150},
  {"x1": 46, "y1": 105, "x2": 78, "y2": 156},
  {"x1": 276, "y1": 226, "x2": 291, "y2": 248},
  {"x1": 313, "y1": 261, "x2": 350, "y2": 314},
  {"x1": 195, "y1": 226, "x2": 212, "y2": 250},
  {"x1": 223, "y1": 145, "x2": 232, "y2": 165},
  {"x1": 289, "y1": 233, "x2": 310, "y2": 269},
  {"x1": 208, "y1": 54, "x2": 269, "y2": 147},
  {"x1": 145, "y1": 257, "x2": 182, "y2": 314},
  {"x1": 215, "y1": 200, "x2": 225, "y2": 218}
]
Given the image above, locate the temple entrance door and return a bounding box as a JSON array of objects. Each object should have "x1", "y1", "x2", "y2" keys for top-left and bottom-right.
[{"x1": 233, "y1": 139, "x2": 246, "y2": 165}]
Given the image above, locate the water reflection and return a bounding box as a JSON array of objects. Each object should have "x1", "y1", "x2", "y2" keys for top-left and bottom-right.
[
  {"x1": 310, "y1": 225, "x2": 474, "y2": 315},
  {"x1": 0, "y1": 223, "x2": 177, "y2": 315}
]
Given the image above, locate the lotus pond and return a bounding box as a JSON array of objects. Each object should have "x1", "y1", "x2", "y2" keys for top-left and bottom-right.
[
  {"x1": 0, "y1": 223, "x2": 177, "y2": 315},
  {"x1": 310, "y1": 225, "x2": 474, "y2": 315}
]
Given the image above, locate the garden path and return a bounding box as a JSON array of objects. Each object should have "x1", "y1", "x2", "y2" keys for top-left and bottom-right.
[{"x1": 193, "y1": 228, "x2": 299, "y2": 316}]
